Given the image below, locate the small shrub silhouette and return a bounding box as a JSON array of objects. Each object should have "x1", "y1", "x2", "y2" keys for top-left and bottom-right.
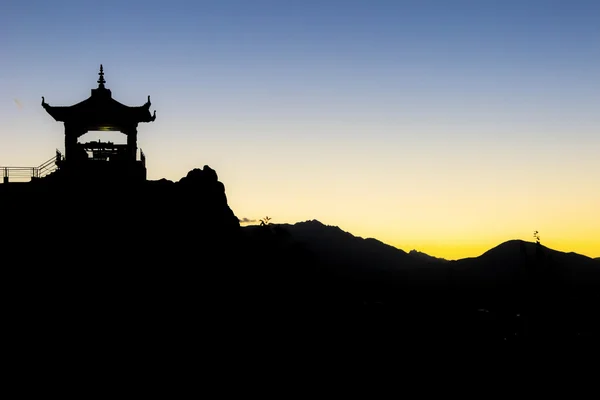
[{"x1": 260, "y1": 216, "x2": 271, "y2": 226}]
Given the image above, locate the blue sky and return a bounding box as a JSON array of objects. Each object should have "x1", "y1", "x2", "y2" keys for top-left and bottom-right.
[{"x1": 1, "y1": 0, "x2": 599, "y2": 258}]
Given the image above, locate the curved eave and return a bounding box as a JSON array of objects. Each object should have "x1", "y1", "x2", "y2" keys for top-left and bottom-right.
[
  {"x1": 42, "y1": 103, "x2": 70, "y2": 122},
  {"x1": 42, "y1": 97, "x2": 156, "y2": 124},
  {"x1": 132, "y1": 106, "x2": 157, "y2": 123}
]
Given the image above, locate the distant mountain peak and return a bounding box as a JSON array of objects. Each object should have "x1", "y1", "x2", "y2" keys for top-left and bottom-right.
[
  {"x1": 299, "y1": 219, "x2": 325, "y2": 226},
  {"x1": 479, "y1": 239, "x2": 531, "y2": 257}
]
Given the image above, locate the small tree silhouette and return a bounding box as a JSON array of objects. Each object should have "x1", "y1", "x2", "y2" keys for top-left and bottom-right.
[
  {"x1": 260, "y1": 216, "x2": 271, "y2": 226},
  {"x1": 533, "y1": 230, "x2": 541, "y2": 245}
]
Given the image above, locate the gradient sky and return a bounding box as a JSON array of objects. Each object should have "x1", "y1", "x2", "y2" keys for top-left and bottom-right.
[{"x1": 1, "y1": 0, "x2": 599, "y2": 259}]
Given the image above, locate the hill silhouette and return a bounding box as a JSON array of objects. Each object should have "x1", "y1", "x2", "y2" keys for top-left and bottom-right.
[
  {"x1": 242, "y1": 219, "x2": 600, "y2": 341},
  {"x1": 247, "y1": 219, "x2": 417, "y2": 269},
  {"x1": 250, "y1": 220, "x2": 597, "y2": 284},
  {"x1": 2, "y1": 166, "x2": 599, "y2": 350}
]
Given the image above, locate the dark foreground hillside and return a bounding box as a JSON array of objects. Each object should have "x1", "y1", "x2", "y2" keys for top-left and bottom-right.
[
  {"x1": 2, "y1": 167, "x2": 599, "y2": 368},
  {"x1": 246, "y1": 221, "x2": 600, "y2": 342}
]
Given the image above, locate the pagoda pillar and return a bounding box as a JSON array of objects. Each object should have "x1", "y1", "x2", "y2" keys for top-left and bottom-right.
[
  {"x1": 64, "y1": 125, "x2": 80, "y2": 163},
  {"x1": 126, "y1": 128, "x2": 138, "y2": 162}
]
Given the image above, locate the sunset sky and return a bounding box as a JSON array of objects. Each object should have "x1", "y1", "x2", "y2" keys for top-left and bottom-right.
[{"x1": 1, "y1": 0, "x2": 598, "y2": 259}]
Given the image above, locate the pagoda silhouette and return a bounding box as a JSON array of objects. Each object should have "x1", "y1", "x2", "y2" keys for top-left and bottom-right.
[{"x1": 36, "y1": 64, "x2": 157, "y2": 183}]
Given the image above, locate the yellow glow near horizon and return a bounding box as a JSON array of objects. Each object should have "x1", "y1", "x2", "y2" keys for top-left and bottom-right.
[
  {"x1": 239, "y1": 215, "x2": 599, "y2": 260},
  {"x1": 229, "y1": 165, "x2": 600, "y2": 261}
]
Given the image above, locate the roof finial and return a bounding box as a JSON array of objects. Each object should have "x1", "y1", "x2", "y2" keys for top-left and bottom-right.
[{"x1": 98, "y1": 64, "x2": 106, "y2": 88}]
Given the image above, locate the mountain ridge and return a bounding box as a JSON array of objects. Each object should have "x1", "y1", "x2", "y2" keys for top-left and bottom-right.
[{"x1": 243, "y1": 219, "x2": 597, "y2": 263}]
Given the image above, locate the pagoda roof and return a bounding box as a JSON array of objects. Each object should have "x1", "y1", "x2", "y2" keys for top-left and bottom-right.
[{"x1": 42, "y1": 65, "x2": 156, "y2": 130}]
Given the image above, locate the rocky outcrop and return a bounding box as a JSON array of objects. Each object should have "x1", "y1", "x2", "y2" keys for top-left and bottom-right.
[
  {"x1": 1, "y1": 165, "x2": 240, "y2": 264},
  {"x1": 145, "y1": 165, "x2": 240, "y2": 233}
]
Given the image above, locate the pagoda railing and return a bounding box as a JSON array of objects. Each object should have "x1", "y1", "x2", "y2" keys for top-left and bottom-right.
[
  {"x1": 1, "y1": 148, "x2": 148, "y2": 183},
  {"x1": 1, "y1": 150, "x2": 63, "y2": 183}
]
